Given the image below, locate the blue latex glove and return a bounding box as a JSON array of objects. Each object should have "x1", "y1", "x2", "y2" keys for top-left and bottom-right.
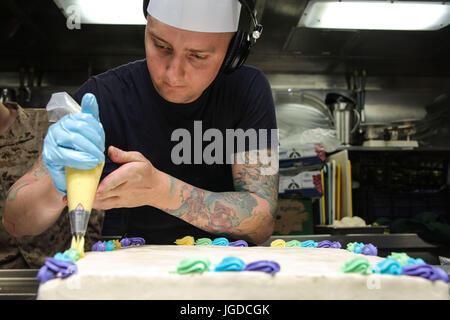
[{"x1": 43, "y1": 93, "x2": 105, "y2": 195}]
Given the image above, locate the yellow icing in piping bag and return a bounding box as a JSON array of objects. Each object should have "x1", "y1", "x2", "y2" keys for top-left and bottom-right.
[
  {"x1": 66, "y1": 162, "x2": 104, "y2": 257},
  {"x1": 70, "y1": 234, "x2": 86, "y2": 258}
]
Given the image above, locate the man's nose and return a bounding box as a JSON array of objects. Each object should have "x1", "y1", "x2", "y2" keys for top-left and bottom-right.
[{"x1": 166, "y1": 55, "x2": 185, "y2": 83}]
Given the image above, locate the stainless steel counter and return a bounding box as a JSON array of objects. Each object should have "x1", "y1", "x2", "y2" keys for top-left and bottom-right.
[
  {"x1": 0, "y1": 269, "x2": 39, "y2": 300},
  {"x1": 262, "y1": 233, "x2": 450, "y2": 265},
  {"x1": 261, "y1": 233, "x2": 438, "y2": 249}
]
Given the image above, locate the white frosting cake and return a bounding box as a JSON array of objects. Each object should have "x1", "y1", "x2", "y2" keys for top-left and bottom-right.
[{"x1": 37, "y1": 245, "x2": 449, "y2": 300}]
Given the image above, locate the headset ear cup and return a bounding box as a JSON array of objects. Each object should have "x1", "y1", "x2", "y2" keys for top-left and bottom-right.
[
  {"x1": 222, "y1": 32, "x2": 241, "y2": 74},
  {"x1": 222, "y1": 31, "x2": 250, "y2": 74},
  {"x1": 143, "y1": 0, "x2": 150, "y2": 18},
  {"x1": 233, "y1": 37, "x2": 251, "y2": 70}
]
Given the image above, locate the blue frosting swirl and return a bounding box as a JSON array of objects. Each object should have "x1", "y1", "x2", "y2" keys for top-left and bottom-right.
[
  {"x1": 212, "y1": 237, "x2": 229, "y2": 246},
  {"x1": 353, "y1": 242, "x2": 365, "y2": 254},
  {"x1": 300, "y1": 240, "x2": 318, "y2": 248},
  {"x1": 214, "y1": 256, "x2": 246, "y2": 271},
  {"x1": 54, "y1": 252, "x2": 71, "y2": 261},
  {"x1": 371, "y1": 258, "x2": 402, "y2": 275},
  {"x1": 105, "y1": 241, "x2": 115, "y2": 251},
  {"x1": 407, "y1": 258, "x2": 425, "y2": 265}
]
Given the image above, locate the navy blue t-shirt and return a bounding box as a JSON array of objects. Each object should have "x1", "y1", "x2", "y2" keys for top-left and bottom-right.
[{"x1": 73, "y1": 59, "x2": 277, "y2": 244}]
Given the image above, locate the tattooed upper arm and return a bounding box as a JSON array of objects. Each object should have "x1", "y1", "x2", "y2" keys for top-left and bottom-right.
[
  {"x1": 30, "y1": 155, "x2": 48, "y2": 178},
  {"x1": 232, "y1": 148, "x2": 279, "y2": 216},
  {"x1": 6, "y1": 154, "x2": 49, "y2": 202}
]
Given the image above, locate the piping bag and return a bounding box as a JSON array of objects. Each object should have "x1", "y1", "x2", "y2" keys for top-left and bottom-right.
[
  {"x1": 65, "y1": 162, "x2": 104, "y2": 256},
  {"x1": 46, "y1": 92, "x2": 105, "y2": 257}
]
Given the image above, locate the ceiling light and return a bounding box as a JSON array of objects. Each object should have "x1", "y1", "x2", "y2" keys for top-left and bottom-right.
[
  {"x1": 54, "y1": 0, "x2": 146, "y2": 25},
  {"x1": 298, "y1": 1, "x2": 450, "y2": 31}
]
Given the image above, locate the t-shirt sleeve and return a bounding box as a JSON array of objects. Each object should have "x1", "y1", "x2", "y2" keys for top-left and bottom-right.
[{"x1": 233, "y1": 69, "x2": 278, "y2": 152}]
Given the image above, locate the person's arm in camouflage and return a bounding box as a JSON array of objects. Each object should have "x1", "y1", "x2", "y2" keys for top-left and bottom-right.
[
  {"x1": 3, "y1": 93, "x2": 104, "y2": 237},
  {"x1": 0, "y1": 102, "x2": 18, "y2": 135}
]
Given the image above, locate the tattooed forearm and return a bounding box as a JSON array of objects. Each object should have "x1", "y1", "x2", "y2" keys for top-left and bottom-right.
[
  {"x1": 168, "y1": 176, "x2": 177, "y2": 199},
  {"x1": 233, "y1": 169, "x2": 279, "y2": 215},
  {"x1": 232, "y1": 149, "x2": 279, "y2": 216},
  {"x1": 159, "y1": 149, "x2": 277, "y2": 244},
  {"x1": 165, "y1": 185, "x2": 258, "y2": 234}
]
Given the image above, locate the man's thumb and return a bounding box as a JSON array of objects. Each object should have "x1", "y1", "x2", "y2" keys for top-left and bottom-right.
[
  {"x1": 81, "y1": 93, "x2": 100, "y2": 121},
  {"x1": 108, "y1": 146, "x2": 145, "y2": 164}
]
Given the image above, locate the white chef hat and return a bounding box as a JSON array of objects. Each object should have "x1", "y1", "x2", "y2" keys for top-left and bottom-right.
[{"x1": 147, "y1": 0, "x2": 242, "y2": 33}]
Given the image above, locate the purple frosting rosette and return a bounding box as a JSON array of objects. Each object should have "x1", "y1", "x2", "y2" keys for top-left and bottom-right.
[
  {"x1": 402, "y1": 263, "x2": 449, "y2": 282},
  {"x1": 120, "y1": 238, "x2": 132, "y2": 247},
  {"x1": 330, "y1": 241, "x2": 342, "y2": 249},
  {"x1": 92, "y1": 240, "x2": 106, "y2": 252},
  {"x1": 120, "y1": 237, "x2": 146, "y2": 247},
  {"x1": 361, "y1": 243, "x2": 378, "y2": 256},
  {"x1": 37, "y1": 258, "x2": 77, "y2": 284},
  {"x1": 317, "y1": 240, "x2": 342, "y2": 249},
  {"x1": 243, "y1": 260, "x2": 280, "y2": 275},
  {"x1": 228, "y1": 240, "x2": 248, "y2": 247},
  {"x1": 129, "y1": 237, "x2": 146, "y2": 246}
]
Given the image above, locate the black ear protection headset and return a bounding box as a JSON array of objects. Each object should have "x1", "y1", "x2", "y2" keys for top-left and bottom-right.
[{"x1": 142, "y1": 0, "x2": 263, "y2": 74}]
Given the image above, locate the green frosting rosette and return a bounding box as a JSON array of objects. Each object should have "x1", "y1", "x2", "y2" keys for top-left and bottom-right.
[
  {"x1": 346, "y1": 242, "x2": 357, "y2": 253},
  {"x1": 387, "y1": 252, "x2": 411, "y2": 267},
  {"x1": 195, "y1": 238, "x2": 212, "y2": 246},
  {"x1": 341, "y1": 257, "x2": 371, "y2": 275},
  {"x1": 285, "y1": 240, "x2": 302, "y2": 247},
  {"x1": 171, "y1": 257, "x2": 211, "y2": 274},
  {"x1": 63, "y1": 248, "x2": 82, "y2": 263}
]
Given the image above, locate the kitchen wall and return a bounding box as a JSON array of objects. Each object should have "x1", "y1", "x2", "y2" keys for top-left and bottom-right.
[
  {"x1": 2, "y1": 70, "x2": 449, "y2": 127},
  {"x1": 267, "y1": 73, "x2": 450, "y2": 125}
]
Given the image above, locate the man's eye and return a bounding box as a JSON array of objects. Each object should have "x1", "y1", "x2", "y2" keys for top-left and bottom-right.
[
  {"x1": 192, "y1": 54, "x2": 206, "y2": 60},
  {"x1": 155, "y1": 43, "x2": 169, "y2": 50}
]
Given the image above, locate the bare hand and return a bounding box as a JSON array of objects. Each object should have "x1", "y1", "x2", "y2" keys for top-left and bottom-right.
[{"x1": 93, "y1": 146, "x2": 161, "y2": 210}]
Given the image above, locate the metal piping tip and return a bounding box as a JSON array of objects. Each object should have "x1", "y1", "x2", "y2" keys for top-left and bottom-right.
[{"x1": 69, "y1": 203, "x2": 90, "y2": 238}]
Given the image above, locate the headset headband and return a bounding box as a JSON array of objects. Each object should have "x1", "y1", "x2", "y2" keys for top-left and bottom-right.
[{"x1": 239, "y1": 0, "x2": 263, "y2": 46}]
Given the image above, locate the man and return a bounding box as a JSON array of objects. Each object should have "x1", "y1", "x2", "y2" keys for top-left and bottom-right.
[{"x1": 3, "y1": 0, "x2": 278, "y2": 245}]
